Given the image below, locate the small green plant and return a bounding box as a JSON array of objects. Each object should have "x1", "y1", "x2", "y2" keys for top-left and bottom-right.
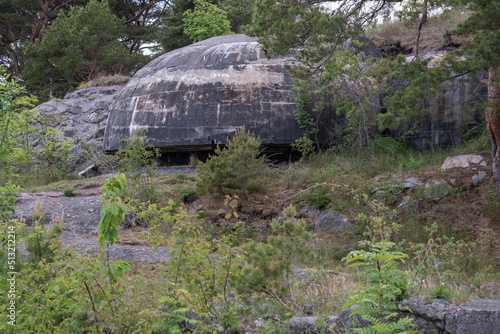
[
  {"x1": 197, "y1": 127, "x2": 268, "y2": 199},
  {"x1": 237, "y1": 205, "x2": 314, "y2": 312},
  {"x1": 23, "y1": 211, "x2": 64, "y2": 266},
  {"x1": 98, "y1": 173, "x2": 129, "y2": 285},
  {"x1": 303, "y1": 185, "x2": 331, "y2": 209},
  {"x1": 172, "y1": 183, "x2": 197, "y2": 203},
  {"x1": 343, "y1": 241, "x2": 418, "y2": 334},
  {"x1": 292, "y1": 136, "x2": 315, "y2": 159},
  {"x1": 141, "y1": 199, "x2": 245, "y2": 332},
  {"x1": 431, "y1": 283, "x2": 452, "y2": 300},
  {"x1": 116, "y1": 130, "x2": 161, "y2": 203},
  {"x1": 63, "y1": 189, "x2": 75, "y2": 197}
]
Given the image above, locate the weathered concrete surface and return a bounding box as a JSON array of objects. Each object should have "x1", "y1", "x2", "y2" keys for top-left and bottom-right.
[
  {"x1": 103, "y1": 34, "x2": 337, "y2": 152},
  {"x1": 333, "y1": 299, "x2": 500, "y2": 334}
]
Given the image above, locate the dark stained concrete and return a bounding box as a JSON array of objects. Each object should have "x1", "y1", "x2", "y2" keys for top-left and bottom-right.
[{"x1": 104, "y1": 34, "x2": 318, "y2": 152}]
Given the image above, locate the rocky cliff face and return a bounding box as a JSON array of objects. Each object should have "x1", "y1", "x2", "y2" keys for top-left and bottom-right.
[
  {"x1": 403, "y1": 51, "x2": 487, "y2": 151},
  {"x1": 33, "y1": 85, "x2": 124, "y2": 172}
]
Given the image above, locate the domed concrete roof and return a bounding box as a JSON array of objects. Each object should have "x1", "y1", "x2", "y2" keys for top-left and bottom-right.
[{"x1": 104, "y1": 34, "x2": 316, "y2": 152}]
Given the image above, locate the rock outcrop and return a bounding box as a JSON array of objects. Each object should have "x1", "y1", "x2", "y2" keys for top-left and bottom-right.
[
  {"x1": 441, "y1": 154, "x2": 487, "y2": 170},
  {"x1": 313, "y1": 210, "x2": 352, "y2": 233},
  {"x1": 282, "y1": 299, "x2": 500, "y2": 333},
  {"x1": 33, "y1": 85, "x2": 124, "y2": 172}
]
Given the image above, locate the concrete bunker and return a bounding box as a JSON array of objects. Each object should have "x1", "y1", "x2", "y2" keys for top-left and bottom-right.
[{"x1": 103, "y1": 34, "x2": 338, "y2": 156}]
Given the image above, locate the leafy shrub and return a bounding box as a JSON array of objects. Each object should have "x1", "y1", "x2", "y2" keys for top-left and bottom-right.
[
  {"x1": 237, "y1": 205, "x2": 314, "y2": 312},
  {"x1": 116, "y1": 130, "x2": 161, "y2": 203},
  {"x1": 63, "y1": 189, "x2": 74, "y2": 197},
  {"x1": 23, "y1": 214, "x2": 64, "y2": 266},
  {"x1": 303, "y1": 186, "x2": 331, "y2": 209},
  {"x1": 172, "y1": 183, "x2": 197, "y2": 203},
  {"x1": 431, "y1": 284, "x2": 452, "y2": 300},
  {"x1": 196, "y1": 127, "x2": 267, "y2": 198},
  {"x1": 343, "y1": 241, "x2": 418, "y2": 333},
  {"x1": 140, "y1": 199, "x2": 245, "y2": 332}
]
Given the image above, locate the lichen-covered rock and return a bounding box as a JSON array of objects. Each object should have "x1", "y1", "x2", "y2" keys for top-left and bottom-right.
[
  {"x1": 34, "y1": 85, "x2": 124, "y2": 172},
  {"x1": 78, "y1": 163, "x2": 101, "y2": 179},
  {"x1": 445, "y1": 299, "x2": 500, "y2": 334},
  {"x1": 103, "y1": 34, "x2": 338, "y2": 153},
  {"x1": 313, "y1": 210, "x2": 352, "y2": 233},
  {"x1": 472, "y1": 171, "x2": 490, "y2": 187},
  {"x1": 288, "y1": 316, "x2": 339, "y2": 334},
  {"x1": 441, "y1": 154, "x2": 487, "y2": 170}
]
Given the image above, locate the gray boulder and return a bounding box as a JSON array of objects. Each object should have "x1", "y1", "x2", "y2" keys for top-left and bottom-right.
[
  {"x1": 78, "y1": 163, "x2": 101, "y2": 179},
  {"x1": 445, "y1": 299, "x2": 500, "y2": 334},
  {"x1": 472, "y1": 171, "x2": 490, "y2": 187},
  {"x1": 313, "y1": 210, "x2": 352, "y2": 233},
  {"x1": 441, "y1": 155, "x2": 487, "y2": 170},
  {"x1": 425, "y1": 180, "x2": 450, "y2": 201},
  {"x1": 288, "y1": 316, "x2": 338, "y2": 334}
]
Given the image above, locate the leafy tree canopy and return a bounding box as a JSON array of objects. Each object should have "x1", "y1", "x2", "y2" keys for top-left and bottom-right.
[
  {"x1": 250, "y1": 0, "x2": 500, "y2": 196},
  {"x1": 157, "y1": 0, "x2": 195, "y2": 52},
  {"x1": 0, "y1": 0, "x2": 166, "y2": 80},
  {"x1": 157, "y1": 0, "x2": 253, "y2": 52},
  {"x1": 24, "y1": 0, "x2": 148, "y2": 99},
  {"x1": 183, "y1": 0, "x2": 233, "y2": 42}
]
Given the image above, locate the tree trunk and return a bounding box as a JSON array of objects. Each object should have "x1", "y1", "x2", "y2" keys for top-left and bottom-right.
[{"x1": 486, "y1": 67, "x2": 500, "y2": 197}]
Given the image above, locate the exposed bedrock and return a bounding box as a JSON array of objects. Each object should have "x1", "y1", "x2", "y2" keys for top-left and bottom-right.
[{"x1": 33, "y1": 85, "x2": 124, "y2": 173}]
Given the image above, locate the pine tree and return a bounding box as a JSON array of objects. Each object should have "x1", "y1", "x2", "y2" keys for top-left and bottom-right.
[{"x1": 24, "y1": 0, "x2": 147, "y2": 99}]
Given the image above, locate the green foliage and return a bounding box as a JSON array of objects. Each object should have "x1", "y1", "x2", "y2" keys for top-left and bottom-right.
[
  {"x1": 98, "y1": 173, "x2": 128, "y2": 249},
  {"x1": 142, "y1": 199, "x2": 245, "y2": 332},
  {"x1": 11, "y1": 109, "x2": 71, "y2": 177},
  {"x1": 431, "y1": 283, "x2": 452, "y2": 300},
  {"x1": 456, "y1": 0, "x2": 500, "y2": 71},
  {"x1": 196, "y1": 127, "x2": 267, "y2": 198},
  {"x1": 25, "y1": 0, "x2": 146, "y2": 98},
  {"x1": 63, "y1": 189, "x2": 75, "y2": 197},
  {"x1": 405, "y1": 222, "x2": 495, "y2": 295},
  {"x1": 237, "y1": 205, "x2": 314, "y2": 312},
  {"x1": 350, "y1": 190, "x2": 400, "y2": 242},
  {"x1": 292, "y1": 83, "x2": 317, "y2": 137},
  {"x1": 252, "y1": 1, "x2": 386, "y2": 148},
  {"x1": 380, "y1": 56, "x2": 451, "y2": 131},
  {"x1": 183, "y1": 0, "x2": 233, "y2": 43},
  {"x1": 0, "y1": 246, "x2": 141, "y2": 333},
  {"x1": 23, "y1": 217, "x2": 63, "y2": 265},
  {"x1": 303, "y1": 186, "x2": 331, "y2": 210},
  {"x1": 0, "y1": 70, "x2": 27, "y2": 220},
  {"x1": 116, "y1": 130, "x2": 161, "y2": 203},
  {"x1": 157, "y1": 0, "x2": 195, "y2": 52},
  {"x1": 343, "y1": 241, "x2": 418, "y2": 334},
  {"x1": 172, "y1": 183, "x2": 198, "y2": 203},
  {"x1": 292, "y1": 136, "x2": 315, "y2": 159},
  {"x1": 218, "y1": 0, "x2": 255, "y2": 34}
]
